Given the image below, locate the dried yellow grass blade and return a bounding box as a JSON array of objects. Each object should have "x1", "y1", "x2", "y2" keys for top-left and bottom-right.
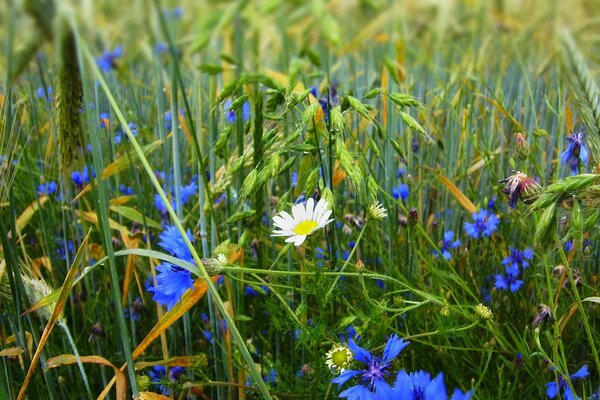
[
  {"x1": 438, "y1": 174, "x2": 477, "y2": 214},
  {"x1": 18, "y1": 229, "x2": 92, "y2": 400},
  {"x1": 46, "y1": 354, "x2": 126, "y2": 400},
  {"x1": 138, "y1": 392, "x2": 169, "y2": 400},
  {"x1": 120, "y1": 229, "x2": 140, "y2": 306},
  {"x1": 0, "y1": 347, "x2": 24, "y2": 357},
  {"x1": 73, "y1": 209, "x2": 132, "y2": 235},
  {"x1": 134, "y1": 355, "x2": 203, "y2": 370},
  {"x1": 16, "y1": 196, "x2": 48, "y2": 233}
]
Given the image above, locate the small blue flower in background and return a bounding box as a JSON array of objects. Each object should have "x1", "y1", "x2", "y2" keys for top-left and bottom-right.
[
  {"x1": 433, "y1": 231, "x2": 461, "y2": 260},
  {"x1": 124, "y1": 297, "x2": 144, "y2": 321},
  {"x1": 97, "y1": 46, "x2": 123, "y2": 71},
  {"x1": 494, "y1": 264, "x2": 523, "y2": 293},
  {"x1": 154, "y1": 180, "x2": 198, "y2": 215},
  {"x1": 502, "y1": 247, "x2": 533, "y2": 269},
  {"x1": 71, "y1": 166, "x2": 94, "y2": 187},
  {"x1": 560, "y1": 131, "x2": 588, "y2": 175},
  {"x1": 291, "y1": 171, "x2": 298, "y2": 188},
  {"x1": 546, "y1": 364, "x2": 588, "y2": 400},
  {"x1": 36, "y1": 86, "x2": 52, "y2": 102},
  {"x1": 37, "y1": 181, "x2": 57, "y2": 197},
  {"x1": 148, "y1": 365, "x2": 185, "y2": 395},
  {"x1": 332, "y1": 334, "x2": 410, "y2": 399},
  {"x1": 57, "y1": 240, "x2": 74, "y2": 260},
  {"x1": 119, "y1": 185, "x2": 134, "y2": 195},
  {"x1": 224, "y1": 99, "x2": 251, "y2": 123},
  {"x1": 392, "y1": 183, "x2": 409, "y2": 201},
  {"x1": 245, "y1": 285, "x2": 259, "y2": 297},
  {"x1": 99, "y1": 112, "x2": 110, "y2": 129},
  {"x1": 464, "y1": 209, "x2": 499, "y2": 239}
]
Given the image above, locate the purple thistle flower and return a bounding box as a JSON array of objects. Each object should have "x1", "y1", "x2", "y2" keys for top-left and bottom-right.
[
  {"x1": 464, "y1": 209, "x2": 499, "y2": 239},
  {"x1": 500, "y1": 170, "x2": 541, "y2": 208},
  {"x1": 332, "y1": 334, "x2": 410, "y2": 399},
  {"x1": 560, "y1": 131, "x2": 588, "y2": 175},
  {"x1": 546, "y1": 364, "x2": 588, "y2": 400}
]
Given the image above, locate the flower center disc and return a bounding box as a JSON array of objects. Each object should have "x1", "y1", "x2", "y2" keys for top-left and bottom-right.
[
  {"x1": 332, "y1": 350, "x2": 349, "y2": 367},
  {"x1": 294, "y1": 220, "x2": 318, "y2": 235}
]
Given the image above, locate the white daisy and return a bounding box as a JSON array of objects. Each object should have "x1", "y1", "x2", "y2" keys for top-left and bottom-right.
[
  {"x1": 271, "y1": 197, "x2": 334, "y2": 246},
  {"x1": 325, "y1": 345, "x2": 353, "y2": 374}
]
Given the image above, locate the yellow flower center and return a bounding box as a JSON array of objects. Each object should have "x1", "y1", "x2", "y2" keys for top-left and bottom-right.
[
  {"x1": 293, "y1": 220, "x2": 318, "y2": 235},
  {"x1": 331, "y1": 350, "x2": 350, "y2": 367}
]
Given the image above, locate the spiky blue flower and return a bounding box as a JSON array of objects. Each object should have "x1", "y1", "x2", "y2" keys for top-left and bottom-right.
[
  {"x1": 393, "y1": 184, "x2": 409, "y2": 201},
  {"x1": 433, "y1": 231, "x2": 461, "y2": 260},
  {"x1": 148, "y1": 365, "x2": 185, "y2": 395},
  {"x1": 37, "y1": 181, "x2": 58, "y2": 197},
  {"x1": 502, "y1": 247, "x2": 533, "y2": 269},
  {"x1": 147, "y1": 264, "x2": 194, "y2": 310},
  {"x1": 97, "y1": 46, "x2": 123, "y2": 71},
  {"x1": 464, "y1": 210, "x2": 499, "y2": 239},
  {"x1": 147, "y1": 225, "x2": 196, "y2": 309},
  {"x1": 546, "y1": 364, "x2": 588, "y2": 400},
  {"x1": 494, "y1": 264, "x2": 523, "y2": 292},
  {"x1": 392, "y1": 370, "x2": 447, "y2": 399},
  {"x1": 332, "y1": 334, "x2": 410, "y2": 399},
  {"x1": 560, "y1": 131, "x2": 588, "y2": 175}
]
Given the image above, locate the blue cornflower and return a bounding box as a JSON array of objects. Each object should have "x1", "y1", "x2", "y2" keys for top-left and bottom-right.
[
  {"x1": 560, "y1": 131, "x2": 588, "y2": 175},
  {"x1": 391, "y1": 370, "x2": 447, "y2": 399},
  {"x1": 392, "y1": 183, "x2": 409, "y2": 201},
  {"x1": 502, "y1": 247, "x2": 533, "y2": 269},
  {"x1": 37, "y1": 181, "x2": 58, "y2": 197},
  {"x1": 147, "y1": 264, "x2": 194, "y2": 310},
  {"x1": 224, "y1": 99, "x2": 251, "y2": 123},
  {"x1": 147, "y1": 225, "x2": 195, "y2": 309},
  {"x1": 120, "y1": 185, "x2": 134, "y2": 195},
  {"x1": 114, "y1": 132, "x2": 123, "y2": 145},
  {"x1": 245, "y1": 285, "x2": 259, "y2": 297},
  {"x1": 124, "y1": 297, "x2": 144, "y2": 321},
  {"x1": 464, "y1": 209, "x2": 499, "y2": 239},
  {"x1": 392, "y1": 370, "x2": 474, "y2": 400},
  {"x1": 71, "y1": 166, "x2": 93, "y2": 187},
  {"x1": 99, "y1": 112, "x2": 110, "y2": 129},
  {"x1": 433, "y1": 231, "x2": 461, "y2": 260},
  {"x1": 546, "y1": 364, "x2": 588, "y2": 400},
  {"x1": 157, "y1": 225, "x2": 194, "y2": 261},
  {"x1": 291, "y1": 171, "x2": 299, "y2": 188},
  {"x1": 154, "y1": 180, "x2": 198, "y2": 215},
  {"x1": 148, "y1": 365, "x2": 185, "y2": 395},
  {"x1": 494, "y1": 264, "x2": 523, "y2": 293},
  {"x1": 332, "y1": 334, "x2": 410, "y2": 399},
  {"x1": 97, "y1": 46, "x2": 123, "y2": 71},
  {"x1": 57, "y1": 240, "x2": 74, "y2": 260},
  {"x1": 36, "y1": 86, "x2": 52, "y2": 102}
]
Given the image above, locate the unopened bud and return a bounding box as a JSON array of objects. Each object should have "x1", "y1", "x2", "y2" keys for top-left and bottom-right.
[{"x1": 514, "y1": 132, "x2": 530, "y2": 160}]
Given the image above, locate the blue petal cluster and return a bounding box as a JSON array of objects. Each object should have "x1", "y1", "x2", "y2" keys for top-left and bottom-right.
[
  {"x1": 546, "y1": 364, "x2": 588, "y2": 400},
  {"x1": 147, "y1": 225, "x2": 195, "y2": 310},
  {"x1": 224, "y1": 99, "x2": 251, "y2": 123},
  {"x1": 560, "y1": 131, "x2": 588, "y2": 175},
  {"x1": 433, "y1": 231, "x2": 461, "y2": 260},
  {"x1": 464, "y1": 210, "x2": 499, "y2": 239}
]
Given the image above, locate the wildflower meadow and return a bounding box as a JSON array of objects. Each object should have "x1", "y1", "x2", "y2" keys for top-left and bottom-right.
[{"x1": 2, "y1": 0, "x2": 600, "y2": 399}]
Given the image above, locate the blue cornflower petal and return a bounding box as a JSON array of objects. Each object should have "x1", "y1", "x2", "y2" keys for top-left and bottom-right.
[
  {"x1": 382, "y1": 334, "x2": 410, "y2": 364},
  {"x1": 332, "y1": 369, "x2": 362, "y2": 388},
  {"x1": 339, "y1": 384, "x2": 376, "y2": 400},
  {"x1": 347, "y1": 339, "x2": 372, "y2": 364},
  {"x1": 571, "y1": 365, "x2": 589, "y2": 380},
  {"x1": 452, "y1": 389, "x2": 475, "y2": 400},
  {"x1": 158, "y1": 225, "x2": 194, "y2": 261},
  {"x1": 147, "y1": 264, "x2": 194, "y2": 310}
]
